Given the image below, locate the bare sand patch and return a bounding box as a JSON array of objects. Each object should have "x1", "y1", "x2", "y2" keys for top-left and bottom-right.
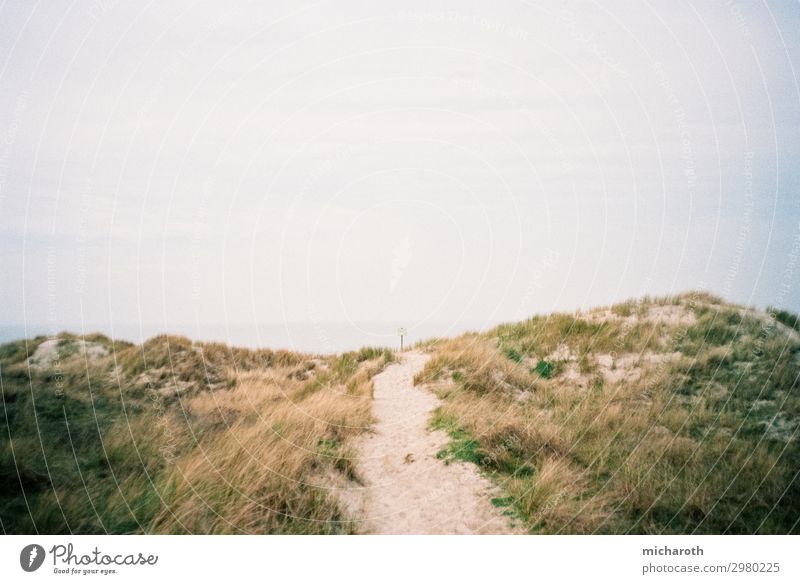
[{"x1": 27, "y1": 338, "x2": 109, "y2": 370}]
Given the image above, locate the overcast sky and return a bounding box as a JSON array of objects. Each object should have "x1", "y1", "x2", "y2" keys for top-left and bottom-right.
[{"x1": 1, "y1": 1, "x2": 799, "y2": 347}]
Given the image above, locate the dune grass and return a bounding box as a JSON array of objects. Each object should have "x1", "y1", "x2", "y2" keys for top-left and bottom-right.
[
  {"x1": 3, "y1": 292, "x2": 797, "y2": 535},
  {"x1": 415, "y1": 293, "x2": 800, "y2": 534},
  {"x1": 0, "y1": 332, "x2": 393, "y2": 534}
]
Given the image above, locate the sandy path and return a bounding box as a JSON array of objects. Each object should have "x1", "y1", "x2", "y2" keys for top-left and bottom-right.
[{"x1": 346, "y1": 351, "x2": 520, "y2": 534}]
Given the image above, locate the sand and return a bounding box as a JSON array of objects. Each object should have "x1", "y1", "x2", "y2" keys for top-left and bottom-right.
[
  {"x1": 346, "y1": 351, "x2": 521, "y2": 534},
  {"x1": 27, "y1": 338, "x2": 108, "y2": 370}
]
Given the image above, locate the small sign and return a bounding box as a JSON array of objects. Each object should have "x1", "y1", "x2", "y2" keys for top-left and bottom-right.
[{"x1": 397, "y1": 327, "x2": 407, "y2": 336}]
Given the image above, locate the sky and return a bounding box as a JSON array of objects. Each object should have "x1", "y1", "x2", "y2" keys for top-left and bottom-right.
[{"x1": 1, "y1": 0, "x2": 799, "y2": 350}]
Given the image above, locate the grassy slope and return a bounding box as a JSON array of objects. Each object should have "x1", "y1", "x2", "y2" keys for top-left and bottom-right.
[
  {"x1": 3, "y1": 292, "x2": 798, "y2": 535},
  {"x1": 0, "y1": 333, "x2": 392, "y2": 534},
  {"x1": 416, "y1": 292, "x2": 800, "y2": 534}
]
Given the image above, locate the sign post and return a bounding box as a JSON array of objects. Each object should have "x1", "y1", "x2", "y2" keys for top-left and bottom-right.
[{"x1": 397, "y1": 327, "x2": 407, "y2": 351}]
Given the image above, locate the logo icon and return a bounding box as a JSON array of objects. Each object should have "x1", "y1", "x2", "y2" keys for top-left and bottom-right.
[{"x1": 20, "y1": 544, "x2": 45, "y2": 572}]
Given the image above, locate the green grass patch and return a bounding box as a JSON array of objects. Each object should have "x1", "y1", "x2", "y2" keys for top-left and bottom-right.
[
  {"x1": 533, "y1": 360, "x2": 555, "y2": 378},
  {"x1": 430, "y1": 410, "x2": 482, "y2": 465}
]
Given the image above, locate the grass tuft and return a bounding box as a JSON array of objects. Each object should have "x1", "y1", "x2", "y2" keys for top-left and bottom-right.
[{"x1": 534, "y1": 360, "x2": 555, "y2": 379}]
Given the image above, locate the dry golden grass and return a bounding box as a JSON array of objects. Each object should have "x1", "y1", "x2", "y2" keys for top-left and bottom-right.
[
  {"x1": 148, "y1": 361, "x2": 382, "y2": 534},
  {"x1": 419, "y1": 293, "x2": 800, "y2": 534},
  {"x1": 0, "y1": 333, "x2": 393, "y2": 534},
  {"x1": 3, "y1": 292, "x2": 798, "y2": 534}
]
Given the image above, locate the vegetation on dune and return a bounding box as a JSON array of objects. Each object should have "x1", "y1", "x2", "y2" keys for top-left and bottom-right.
[
  {"x1": 2, "y1": 291, "x2": 798, "y2": 535},
  {"x1": 415, "y1": 292, "x2": 800, "y2": 534},
  {"x1": 0, "y1": 332, "x2": 393, "y2": 534},
  {"x1": 768, "y1": 306, "x2": 800, "y2": 333}
]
